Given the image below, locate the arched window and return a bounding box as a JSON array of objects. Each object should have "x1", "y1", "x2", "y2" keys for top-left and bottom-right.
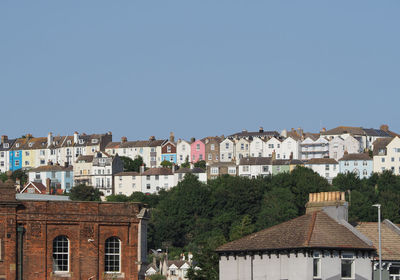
[
  {"x1": 105, "y1": 237, "x2": 121, "y2": 273},
  {"x1": 53, "y1": 235, "x2": 69, "y2": 272}
]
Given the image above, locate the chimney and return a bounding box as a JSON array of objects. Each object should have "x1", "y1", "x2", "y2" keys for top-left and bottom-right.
[
  {"x1": 169, "y1": 132, "x2": 175, "y2": 143},
  {"x1": 190, "y1": 137, "x2": 196, "y2": 143},
  {"x1": 272, "y1": 150, "x2": 276, "y2": 161},
  {"x1": 321, "y1": 127, "x2": 327, "y2": 133},
  {"x1": 140, "y1": 164, "x2": 145, "y2": 174},
  {"x1": 73, "y1": 132, "x2": 79, "y2": 144},
  {"x1": 281, "y1": 129, "x2": 287, "y2": 138},
  {"x1": 47, "y1": 132, "x2": 53, "y2": 147},
  {"x1": 121, "y1": 136, "x2": 127, "y2": 143},
  {"x1": 259, "y1": 127, "x2": 264, "y2": 133},
  {"x1": 289, "y1": 152, "x2": 293, "y2": 160},
  {"x1": 149, "y1": 136, "x2": 155, "y2": 141},
  {"x1": 46, "y1": 178, "x2": 52, "y2": 194},
  {"x1": 26, "y1": 133, "x2": 33, "y2": 139},
  {"x1": 380, "y1": 124, "x2": 389, "y2": 132},
  {"x1": 1, "y1": 135, "x2": 8, "y2": 144},
  {"x1": 305, "y1": 191, "x2": 348, "y2": 221},
  {"x1": 64, "y1": 161, "x2": 69, "y2": 168},
  {"x1": 0, "y1": 179, "x2": 17, "y2": 202}
]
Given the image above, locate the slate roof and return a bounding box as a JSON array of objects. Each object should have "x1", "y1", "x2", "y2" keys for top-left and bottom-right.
[
  {"x1": 29, "y1": 165, "x2": 73, "y2": 172},
  {"x1": 321, "y1": 126, "x2": 366, "y2": 136},
  {"x1": 356, "y1": 220, "x2": 400, "y2": 260},
  {"x1": 166, "y1": 260, "x2": 189, "y2": 269},
  {"x1": 16, "y1": 193, "x2": 70, "y2": 201},
  {"x1": 142, "y1": 167, "x2": 173, "y2": 176},
  {"x1": 76, "y1": 155, "x2": 94, "y2": 163},
  {"x1": 228, "y1": 130, "x2": 279, "y2": 139},
  {"x1": 0, "y1": 139, "x2": 16, "y2": 151},
  {"x1": 115, "y1": 171, "x2": 140, "y2": 176},
  {"x1": 338, "y1": 153, "x2": 372, "y2": 161},
  {"x1": 305, "y1": 158, "x2": 338, "y2": 165},
  {"x1": 175, "y1": 167, "x2": 205, "y2": 174},
  {"x1": 239, "y1": 157, "x2": 272, "y2": 165},
  {"x1": 363, "y1": 128, "x2": 391, "y2": 137},
  {"x1": 117, "y1": 139, "x2": 167, "y2": 148},
  {"x1": 216, "y1": 211, "x2": 374, "y2": 253},
  {"x1": 105, "y1": 142, "x2": 120, "y2": 149}
]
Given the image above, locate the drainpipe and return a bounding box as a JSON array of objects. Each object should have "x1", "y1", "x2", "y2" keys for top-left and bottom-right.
[{"x1": 17, "y1": 225, "x2": 25, "y2": 280}]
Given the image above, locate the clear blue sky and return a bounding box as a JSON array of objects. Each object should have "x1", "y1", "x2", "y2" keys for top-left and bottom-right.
[{"x1": 1, "y1": 1, "x2": 399, "y2": 141}]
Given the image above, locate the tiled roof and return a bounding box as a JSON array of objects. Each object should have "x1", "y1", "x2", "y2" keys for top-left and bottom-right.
[
  {"x1": 142, "y1": 168, "x2": 173, "y2": 176},
  {"x1": 321, "y1": 126, "x2": 366, "y2": 136},
  {"x1": 216, "y1": 211, "x2": 374, "y2": 253},
  {"x1": 228, "y1": 130, "x2": 279, "y2": 139},
  {"x1": 166, "y1": 260, "x2": 189, "y2": 269},
  {"x1": 372, "y1": 138, "x2": 394, "y2": 156},
  {"x1": 305, "y1": 158, "x2": 338, "y2": 165},
  {"x1": 338, "y1": 153, "x2": 372, "y2": 161},
  {"x1": 21, "y1": 182, "x2": 47, "y2": 194},
  {"x1": 105, "y1": 142, "x2": 120, "y2": 149},
  {"x1": 363, "y1": 128, "x2": 391, "y2": 137},
  {"x1": 356, "y1": 220, "x2": 400, "y2": 261},
  {"x1": 175, "y1": 167, "x2": 205, "y2": 174},
  {"x1": 119, "y1": 139, "x2": 167, "y2": 148}
]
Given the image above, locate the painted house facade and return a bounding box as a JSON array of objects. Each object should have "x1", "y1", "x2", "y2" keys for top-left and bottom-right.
[
  {"x1": 161, "y1": 133, "x2": 177, "y2": 164},
  {"x1": 190, "y1": 139, "x2": 205, "y2": 163},
  {"x1": 207, "y1": 162, "x2": 237, "y2": 180},
  {"x1": 28, "y1": 164, "x2": 74, "y2": 192},
  {"x1": 301, "y1": 136, "x2": 329, "y2": 160},
  {"x1": 92, "y1": 152, "x2": 124, "y2": 196},
  {"x1": 141, "y1": 168, "x2": 174, "y2": 194},
  {"x1": 339, "y1": 153, "x2": 373, "y2": 179},
  {"x1": 219, "y1": 138, "x2": 235, "y2": 163},
  {"x1": 304, "y1": 158, "x2": 339, "y2": 183},
  {"x1": 373, "y1": 137, "x2": 400, "y2": 175},
  {"x1": 176, "y1": 139, "x2": 191, "y2": 165},
  {"x1": 0, "y1": 136, "x2": 15, "y2": 173},
  {"x1": 114, "y1": 171, "x2": 142, "y2": 196}
]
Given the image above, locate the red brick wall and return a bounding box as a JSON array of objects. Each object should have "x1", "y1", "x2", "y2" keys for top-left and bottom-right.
[{"x1": 0, "y1": 195, "x2": 146, "y2": 280}]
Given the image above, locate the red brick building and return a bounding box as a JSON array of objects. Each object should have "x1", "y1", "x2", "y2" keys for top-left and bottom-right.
[{"x1": 0, "y1": 179, "x2": 149, "y2": 280}]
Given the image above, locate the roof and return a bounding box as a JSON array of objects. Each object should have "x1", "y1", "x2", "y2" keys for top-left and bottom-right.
[
  {"x1": 142, "y1": 167, "x2": 173, "y2": 176},
  {"x1": 339, "y1": 153, "x2": 372, "y2": 161},
  {"x1": 0, "y1": 138, "x2": 16, "y2": 151},
  {"x1": 76, "y1": 155, "x2": 94, "y2": 163},
  {"x1": 239, "y1": 157, "x2": 272, "y2": 166},
  {"x1": 175, "y1": 167, "x2": 205, "y2": 174},
  {"x1": 228, "y1": 130, "x2": 279, "y2": 139},
  {"x1": 216, "y1": 211, "x2": 374, "y2": 253},
  {"x1": 115, "y1": 171, "x2": 140, "y2": 176},
  {"x1": 105, "y1": 142, "x2": 120, "y2": 149},
  {"x1": 118, "y1": 139, "x2": 167, "y2": 148},
  {"x1": 16, "y1": 193, "x2": 71, "y2": 201},
  {"x1": 372, "y1": 137, "x2": 394, "y2": 156},
  {"x1": 356, "y1": 220, "x2": 400, "y2": 260},
  {"x1": 20, "y1": 182, "x2": 47, "y2": 194},
  {"x1": 321, "y1": 126, "x2": 366, "y2": 136},
  {"x1": 363, "y1": 128, "x2": 391, "y2": 137},
  {"x1": 29, "y1": 165, "x2": 73, "y2": 172},
  {"x1": 305, "y1": 158, "x2": 338, "y2": 165},
  {"x1": 166, "y1": 260, "x2": 189, "y2": 269}
]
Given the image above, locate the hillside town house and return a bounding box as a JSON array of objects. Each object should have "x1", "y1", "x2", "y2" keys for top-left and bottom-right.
[
  {"x1": 190, "y1": 139, "x2": 205, "y2": 163},
  {"x1": 208, "y1": 162, "x2": 237, "y2": 180},
  {"x1": 92, "y1": 151, "x2": 123, "y2": 196},
  {"x1": 373, "y1": 136, "x2": 400, "y2": 175},
  {"x1": 204, "y1": 136, "x2": 222, "y2": 165},
  {"x1": 28, "y1": 164, "x2": 74, "y2": 192},
  {"x1": 161, "y1": 133, "x2": 177, "y2": 164},
  {"x1": 216, "y1": 191, "x2": 375, "y2": 280},
  {"x1": 0, "y1": 135, "x2": 15, "y2": 173},
  {"x1": 300, "y1": 136, "x2": 329, "y2": 160},
  {"x1": 304, "y1": 158, "x2": 339, "y2": 183},
  {"x1": 329, "y1": 135, "x2": 362, "y2": 161},
  {"x1": 114, "y1": 171, "x2": 142, "y2": 195},
  {"x1": 219, "y1": 138, "x2": 235, "y2": 163},
  {"x1": 338, "y1": 153, "x2": 373, "y2": 179},
  {"x1": 176, "y1": 139, "x2": 191, "y2": 165}
]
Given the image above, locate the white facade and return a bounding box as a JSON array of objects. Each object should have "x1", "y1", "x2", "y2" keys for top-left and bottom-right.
[
  {"x1": 305, "y1": 160, "x2": 339, "y2": 183},
  {"x1": 141, "y1": 170, "x2": 175, "y2": 194},
  {"x1": 329, "y1": 135, "x2": 362, "y2": 161},
  {"x1": 115, "y1": 172, "x2": 142, "y2": 196},
  {"x1": 264, "y1": 137, "x2": 282, "y2": 158},
  {"x1": 235, "y1": 139, "x2": 250, "y2": 164},
  {"x1": 219, "y1": 251, "x2": 372, "y2": 280},
  {"x1": 220, "y1": 138, "x2": 235, "y2": 163},
  {"x1": 301, "y1": 137, "x2": 329, "y2": 160},
  {"x1": 249, "y1": 138, "x2": 264, "y2": 158},
  {"x1": 177, "y1": 140, "x2": 191, "y2": 165},
  {"x1": 281, "y1": 137, "x2": 301, "y2": 160}
]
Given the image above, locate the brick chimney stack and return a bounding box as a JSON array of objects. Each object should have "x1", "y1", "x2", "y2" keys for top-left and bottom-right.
[
  {"x1": 169, "y1": 132, "x2": 175, "y2": 143},
  {"x1": 46, "y1": 178, "x2": 52, "y2": 194},
  {"x1": 259, "y1": 127, "x2": 264, "y2": 133},
  {"x1": 1, "y1": 135, "x2": 8, "y2": 144},
  {"x1": 380, "y1": 124, "x2": 389, "y2": 132},
  {"x1": 121, "y1": 136, "x2": 127, "y2": 143},
  {"x1": 306, "y1": 191, "x2": 348, "y2": 221}
]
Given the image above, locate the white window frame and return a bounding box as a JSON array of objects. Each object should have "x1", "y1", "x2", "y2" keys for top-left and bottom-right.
[
  {"x1": 313, "y1": 251, "x2": 321, "y2": 279},
  {"x1": 341, "y1": 252, "x2": 355, "y2": 279},
  {"x1": 52, "y1": 235, "x2": 70, "y2": 273},
  {"x1": 105, "y1": 237, "x2": 121, "y2": 273}
]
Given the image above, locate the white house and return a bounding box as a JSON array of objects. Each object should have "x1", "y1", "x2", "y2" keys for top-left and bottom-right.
[
  {"x1": 28, "y1": 164, "x2": 74, "y2": 192},
  {"x1": 141, "y1": 167, "x2": 174, "y2": 194},
  {"x1": 219, "y1": 138, "x2": 235, "y2": 163},
  {"x1": 176, "y1": 139, "x2": 191, "y2": 165},
  {"x1": 281, "y1": 136, "x2": 301, "y2": 160},
  {"x1": 249, "y1": 137, "x2": 264, "y2": 158},
  {"x1": 301, "y1": 136, "x2": 329, "y2": 160},
  {"x1": 329, "y1": 135, "x2": 362, "y2": 161},
  {"x1": 114, "y1": 171, "x2": 142, "y2": 196},
  {"x1": 234, "y1": 138, "x2": 250, "y2": 164},
  {"x1": 238, "y1": 157, "x2": 272, "y2": 178},
  {"x1": 216, "y1": 191, "x2": 375, "y2": 280},
  {"x1": 264, "y1": 137, "x2": 282, "y2": 158},
  {"x1": 373, "y1": 136, "x2": 400, "y2": 175},
  {"x1": 174, "y1": 167, "x2": 207, "y2": 184},
  {"x1": 304, "y1": 158, "x2": 339, "y2": 183}
]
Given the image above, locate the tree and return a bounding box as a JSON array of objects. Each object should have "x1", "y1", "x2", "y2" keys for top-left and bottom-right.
[
  {"x1": 160, "y1": 160, "x2": 173, "y2": 169},
  {"x1": 0, "y1": 173, "x2": 8, "y2": 182},
  {"x1": 106, "y1": 194, "x2": 130, "y2": 202},
  {"x1": 11, "y1": 169, "x2": 27, "y2": 185},
  {"x1": 69, "y1": 184, "x2": 103, "y2": 201},
  {"x1": 181, "y1": 156, "x2": 190, "y2": 168},
  {"x1": 120, "y1": 156, "x2": 145, "y2": 172},
  {"x1": 193, "y1": 160, "x2": 206, "y2": 170},
  {"x1": 147, "y1": 275, "x2": 166, "y2": 280},
  {"x1": 229, "y1": 215, "x2": 255, "y2": 241}
]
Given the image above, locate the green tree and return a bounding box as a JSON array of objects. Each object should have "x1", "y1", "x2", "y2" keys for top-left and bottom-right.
[
  {"x1": 0, "y1": 173, "x2": 8, "y2": 182},
  {"x1": 229, "y1": 215, "x2": 255, "y2": 241},
  {"x1": 69, "y1": 184, "x2": 103, "y2": 201},
  {"x1": 147, "y1": 275, "x2": 166, "y2": 280},
  {"x1": 193, "y1": 160, "x2": 206, "y2": 170},
  {"x1": 160, "y1": 160, "x2": 173, "y2": 168},
  {"x1": 120, "y1": 156, "x2": 145, "y2": 172},
  {"x1": 106, "y1": 194, "x2": 130, "y2": 202},
  {"x1": 181, "y1": 156, "x2": 190, "y2": 168}
]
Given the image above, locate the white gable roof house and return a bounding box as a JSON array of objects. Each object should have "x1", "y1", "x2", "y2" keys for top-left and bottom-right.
[{"x1": 216, "y1": 191, "x2": 375, "y2": 280}]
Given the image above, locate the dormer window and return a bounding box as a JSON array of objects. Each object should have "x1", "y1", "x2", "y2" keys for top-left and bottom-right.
[
  {"x1": 3, "y1": 143, "x2": 9, "y2": 148},
  {"x1": 67, "y1": 140, "x2": 71, "y2": 145},
  {"x1": 16, "y1": 143, "x2": 20, "y2": 148},
  {"x1": 92, "y1": 139, "x2": 99, "y2": 144},
  {"x1": 29, "y1": 143, "x2": 33, "y2": 147},
  {"x1": 79, "y1": 139, "x2": 84, "y2": 144}
]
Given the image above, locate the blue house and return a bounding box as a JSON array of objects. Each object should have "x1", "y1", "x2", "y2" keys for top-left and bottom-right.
[{"x1": 338, "y1": 152, "x2": 373, "y2": 179}]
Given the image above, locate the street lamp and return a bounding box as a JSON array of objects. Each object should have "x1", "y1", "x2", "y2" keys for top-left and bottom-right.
[{"x1": 372, "y1": 204, "x2": 382, "y2": 280}]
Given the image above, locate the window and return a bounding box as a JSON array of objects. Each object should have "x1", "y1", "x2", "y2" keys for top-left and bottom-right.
[
  {"x1": 392, "y1": 157, "x2": 395, "y2": 162},
  {"x1": 225, "y1": 143, "x2": 229, "y2": 149},
  {"x1": 341, "y1": 252, "x2": 354, "y2": 279},
  {"x1": 24, "y1": 161, "x2": 29, "y2": 166},
  {"x1": 146, "y1": 175, "x2": 150, "y2": 180},
  {"x1": 66, "y1": 183, "x2": 71, "y2": 190},
  {"x1": 313, "y1": 251, "x2": 321, "y2": 278},
  {"x1": 263, "y1": 166, "x2": 269, "y2": 172},
  {"x1": 196, "y1": 144, "x2": 200, "y2": 151},
  {"x1": 211, "y1": 167, "x2": 218, "y2": 175},
  {"x1": 211, "y1": 144, "x2": 215, "y2": 150},
  {"x1": 155, "y1": 175, "x2": 159, "y2": 180},
  {"x1": 242, "y1": 166, "x2": 249, "y2": 172},
  {"x1": 0, "y1": 152, "x2": 3, "y2": 158},
  {"x1": 268, "y1": 144, "x2": 274, "y2": 148},
  {"x1": 208, "y1": 154, "x2": 212, "y2": 160},
  {"x1": 25, "y1": 151, "x2": 30, "y2": 156},
  {"x1": 241, "y1": 143, "x2": 244, "y2": 150},
  {"x1": 35, "y1": 172, "x2": 40, "y2": 180},
  {"x1": 363, "y1": 160, "x2": 367, "y2": 166},
  {"x1": 15, "y1": 160, "x2": 20, "y2": 166},
  {"x1": 382, "y1": 158, "x2": 385, "y2": 163},
  {"x1": 53, "y1": 236, "x2": 69, "y2": 272},
  {"x1": 105, "y1": 237, "x2": 121, "y2": 273},
  {"x1": 389, "y1": 265, "x2": 400, "y2": 279},
  {"x1": 325, "y1": 164, "x2": 330, "y2": 171},
  {"x1": 40, "y1": 159, "x2": 45, "y2": 165},
  {"x1": 66, "y1": 171, "x2": 70, "y2": 178},
  {"x1": 228, "y1": 153, "x2": 232, "y2": 159},
  {"x1": 146, "y1": 184, "x2": 150, "y2": 189},
  {"x1": 3, "y1": 143, "x2": 9, "y2": 148},
  {"x1": 354, "y1": 161, "x2": 358, "y2": 166},
  {"x1": 228, "y1": 167, "x2": 236, "y2": 174},
  {"x1": 363, "y1": 169, "x2": 368, "y2": 176},
  {"x1": 199, "y1": 154, "x2": 203, "y2": 160},
  {"x1": 167, "y1": 146, "x2": 171, "y2": 153},
  {"x1": 277, "y1": 144, "x2": 280, "y2": 148},
  {"x1": 15, "y1": 151, "x2": 20, "y2": 157}
]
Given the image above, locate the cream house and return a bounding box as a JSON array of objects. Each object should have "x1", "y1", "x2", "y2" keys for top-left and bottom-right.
[{"x1": 373, "y1": 136, "x2": 400, "y2": 175}]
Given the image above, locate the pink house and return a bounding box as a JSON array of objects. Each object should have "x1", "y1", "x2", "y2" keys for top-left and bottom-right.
[{"x1": 190, "y1": 139, "x2": 205, "y2": 163}]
